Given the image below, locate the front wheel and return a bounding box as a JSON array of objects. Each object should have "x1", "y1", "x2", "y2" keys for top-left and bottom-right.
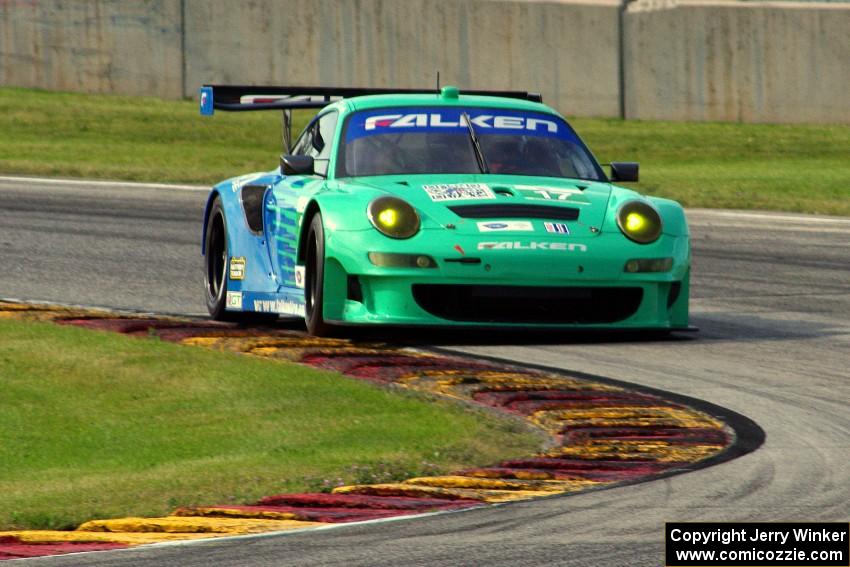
[
  {"x1": 203, "y1": 197, "x2": 276, "y2": 324},
  {"x1": 304, "y1": 213, "x2": 332, "y2": 336},
  {"x1": 204, "y1": 197, "x2": 230, "y2": 320}
]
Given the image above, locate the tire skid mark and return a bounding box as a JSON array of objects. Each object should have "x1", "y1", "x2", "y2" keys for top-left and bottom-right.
[{"x1": 0, "y1": 302, "x2": 742, "y2": 560}]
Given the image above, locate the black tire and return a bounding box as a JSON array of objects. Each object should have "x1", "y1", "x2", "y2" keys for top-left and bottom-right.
[
  {"x1": 204, "y1": 197, "x2": 230, "y2": 320},
  {"x1": 203, "y1": 197, "x2": 277, "y2": 324},
  {"x1": 304, "y1": 213, "x2": 332, "y2": 336}
]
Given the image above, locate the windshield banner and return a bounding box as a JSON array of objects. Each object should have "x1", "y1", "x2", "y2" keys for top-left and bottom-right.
[{"x1": 345, "y1": 107, "x2": 579, "y2": 143}]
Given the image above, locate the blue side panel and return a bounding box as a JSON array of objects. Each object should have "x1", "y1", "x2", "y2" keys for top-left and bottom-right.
[
  {"x1": 264, "y1": 188, "x2": 299, "y2": 288},
  {"x1": 264, "y1": 176, "x2": 317, "y2": 292},
  {"x1": 206, "y1": 172, "x2": 305, "y2": 315}
]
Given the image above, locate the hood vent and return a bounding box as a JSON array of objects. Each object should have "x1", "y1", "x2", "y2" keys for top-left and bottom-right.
[{"x1": 448, "y1": 204, "x2": 579, "y2": 221}]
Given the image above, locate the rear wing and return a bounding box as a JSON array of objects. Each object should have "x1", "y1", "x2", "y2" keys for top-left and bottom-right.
[
  {"x1": 199, "y1": 84, "x2": 542, "y2": 114},
  {"x1": 199, "y1": 84, "x2": 543, "y2": 153}
]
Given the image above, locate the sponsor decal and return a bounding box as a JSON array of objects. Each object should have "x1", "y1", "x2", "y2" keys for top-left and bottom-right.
[
  {"x1": 253, "y1": 298, "x2": 306, "y2": 317},
  {"x1": 423, "y1": 183, "x2": 495, "y2": 202},
  {"x1": 346, "y1": 107, "x2": 582, "y2": 144},
  {"x1": 516, "y1": 186, "x2": 583, "y2": 201},
  {"x1": 229, "y1": 257, "x2": 246, "y2": 280},
  {"x1": 477, "y1": 221, "x2": 534, "y2": 232},
  {"x1": 294, "y1": 266, "x2": 305, "y2": 289},
  {"x1": 477, "y1": 241, "x2": 587, "y2": 252},
  {"x1": 225, "y1": 291, "x2": 243, "y2": 310},
  {"x1": 544, "y1": 222, "x2": 570, "y2": 235},
  {"x1": 363, "y1": 113, "x2": 558, "y2": 133},
  {"x1": 454, "y1": 244, "x2": 466, "y2": 256}
]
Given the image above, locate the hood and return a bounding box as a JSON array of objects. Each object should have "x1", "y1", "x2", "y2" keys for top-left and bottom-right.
[{"x1": 336, "y1": 174, "x2": 613, "y2": 236}]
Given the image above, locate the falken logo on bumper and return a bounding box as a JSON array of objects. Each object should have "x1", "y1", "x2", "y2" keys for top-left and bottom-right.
[{"x1": 478, "y1": 241, "x2": 587, "y2": 252}]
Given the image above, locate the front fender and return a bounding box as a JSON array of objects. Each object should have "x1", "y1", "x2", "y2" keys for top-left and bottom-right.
[
  {"x1": 649, "y1": 197, "x2": 690, "y2": 237},
  {"x1": 296, "y1": 190, "x2": 380, "y2": 264},
  {"x1": 204, "y1": 180, "x2": 278, "y2": 295},
  {"x1": 307, "y1": 190, "x2": 380, "y2": 232}
]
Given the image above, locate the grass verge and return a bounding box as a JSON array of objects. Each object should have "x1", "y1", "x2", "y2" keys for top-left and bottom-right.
[
  {"x1": 0, "y1": 318, "x2": 541, "y2": 530},
  {"x1": 1, "y1": 87, "x2": 848, "y2": 215},
  {"x1": 574, "y1": 117, "x2": 850, "y2": 216}
]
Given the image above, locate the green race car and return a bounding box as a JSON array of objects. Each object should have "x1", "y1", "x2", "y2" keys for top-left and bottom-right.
[{"x1": 200, "y1": 85, "x2": 690, "y2": 336}]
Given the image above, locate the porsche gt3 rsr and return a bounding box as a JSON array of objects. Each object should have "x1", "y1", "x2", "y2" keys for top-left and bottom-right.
[{"x1": 199, "y1": 85, "x2": 691, "y2": 336}]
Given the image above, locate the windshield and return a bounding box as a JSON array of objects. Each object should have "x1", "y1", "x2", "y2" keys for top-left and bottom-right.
[{"x1": 337, "y1": 106, "x2": 604, "y2": 181}]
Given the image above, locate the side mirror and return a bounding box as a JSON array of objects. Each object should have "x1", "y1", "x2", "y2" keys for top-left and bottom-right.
[
  {"x1": 280, "y1": 155, "x2": 315, "y2": 176},
  {"x1": 610, "y1": 162, "x2": 639, "y2": 182}
]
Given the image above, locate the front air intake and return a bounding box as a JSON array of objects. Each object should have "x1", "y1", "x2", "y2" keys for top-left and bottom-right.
[
  {"x1": 413, "y1": 285, "x2": 642, "y2": 323},
  {"x1": 448, "y1": 204, "x2": 579, "y2": 221}
]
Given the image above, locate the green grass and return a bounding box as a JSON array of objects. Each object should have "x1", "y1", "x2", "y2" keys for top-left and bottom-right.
[
  {"x1": 0, "y1": 319, "x2": 541, "y2": 530},
  {"x1": 0, "y1": 87, "x2": 305, "y2": 185},
  {"x1": 1, "y1": 87, "x2": 848, "y2": 215},
  {"x1": 571, "y1": 117, "x2": 850, "y2": 216}
]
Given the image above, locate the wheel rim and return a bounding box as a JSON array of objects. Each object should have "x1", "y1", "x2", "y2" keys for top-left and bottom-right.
[{"x1": 207, "y1": 213, "x2": 226, "y2": 301}]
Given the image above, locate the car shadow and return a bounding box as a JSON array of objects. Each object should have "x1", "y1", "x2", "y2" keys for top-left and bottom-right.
[
  {"x1": 268, "y1": 311, "x2": 846, "y2": 347},
  {"x1": 268, "y1": 316, "x2": 695, "y2": 347}
]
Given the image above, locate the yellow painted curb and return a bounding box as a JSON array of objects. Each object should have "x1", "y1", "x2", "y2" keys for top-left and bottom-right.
[
  {"x1": 398, "y1": 371, "x2": 616, "y2": 399},
  {"x1": 333, "y1": 483, "x2": 562, "y2": 503},
  {"x1": 530, "y1": 407, "x2": 724, "y2": 431},
  {"x1": 546, "y1": 441, "x2": 726, "y2": 462},
  {"x1": 460, "y1": 469, "x2": 559, "y2": 481},
  {"x1": 403, "y1": 475, "x2": 602, "y2": 492},
  {"x1": 0, "y1": 530, "x2": 235, "y2": 545},
  {"x1": 77, "y1": 516, "x2": 322, "y2": 535},
  {"x1": 173, "y1": 507, "x2": 301, "y2": 521}
]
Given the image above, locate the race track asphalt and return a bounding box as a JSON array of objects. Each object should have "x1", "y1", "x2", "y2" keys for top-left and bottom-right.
[{"x1": 1, "y1": 176, "x2": 848, "y2": 566}]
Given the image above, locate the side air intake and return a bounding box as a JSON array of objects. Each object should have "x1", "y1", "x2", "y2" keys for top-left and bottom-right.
[{"x1": 241, "y1": 185, "x2": 267, "y2": 234}]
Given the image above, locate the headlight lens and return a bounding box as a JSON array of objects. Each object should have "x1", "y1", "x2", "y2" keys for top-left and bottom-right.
[
  {"x1": 367, "y1": 196, "x2": 420, "y2": 239},
  {"x1": 616, "y1": 201, "x2": 662, "y2": 244}
]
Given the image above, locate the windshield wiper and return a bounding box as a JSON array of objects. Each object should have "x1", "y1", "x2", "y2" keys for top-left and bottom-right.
[{"x1": 461, "y1": 112, "x2": 489, "y2": 174}]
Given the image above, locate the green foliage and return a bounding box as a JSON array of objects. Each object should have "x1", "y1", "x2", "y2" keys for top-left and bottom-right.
[{"x1": 0, "y1": 319, "x2": 540, "y2": 530}]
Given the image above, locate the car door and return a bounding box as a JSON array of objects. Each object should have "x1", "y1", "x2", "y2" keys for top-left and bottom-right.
[{"x1": 265, "y1": 110, "x2": 339, "y2": 292}]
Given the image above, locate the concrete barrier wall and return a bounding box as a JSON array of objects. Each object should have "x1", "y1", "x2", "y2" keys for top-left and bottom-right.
[
  {"x1": 624, "y1": 0, "x2": 850, "y2": 123},
  {"x1": 0, "y1": 0, "x2": 183, "y2": 99},
  {"x1": 183, "y1": 0, "x2": 622, "y2": 117},
  {"x1": 1, "y1": 0, "x2": 848, "y2": 123}
]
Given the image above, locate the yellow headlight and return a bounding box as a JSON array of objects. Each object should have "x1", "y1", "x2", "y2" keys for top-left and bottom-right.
[
  {"x1": 378, "y1": 208, "x2": 398, "y2": 228},
  {"x1": 617, "y1": 201, "x2": 662, "y2": 244},
  {"x1": 625, "y1": 212, "x2": 646, "y2": 232},
  {"x1": 367, "y1": 196, "x2": 420, "y2": 239}
]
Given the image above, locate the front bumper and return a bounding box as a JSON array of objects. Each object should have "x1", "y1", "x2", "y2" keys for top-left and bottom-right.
[{"x1": 321, "y1": 228, "x2": 691, "y2": 329}]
